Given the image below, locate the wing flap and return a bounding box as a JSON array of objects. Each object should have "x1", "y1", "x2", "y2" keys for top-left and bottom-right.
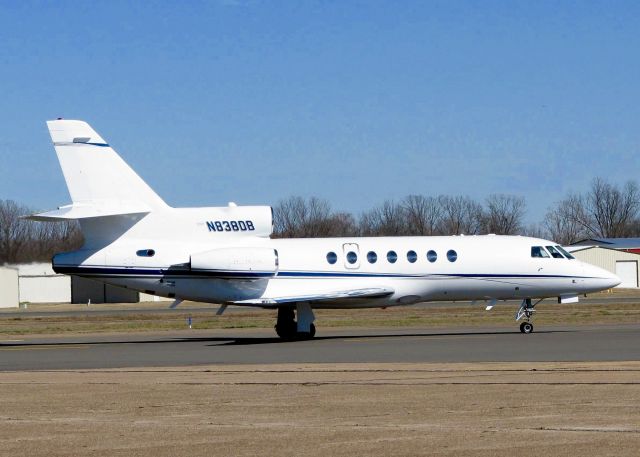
[{"x1": 233, "y1": 287, "x2": 394, "y2": 306}]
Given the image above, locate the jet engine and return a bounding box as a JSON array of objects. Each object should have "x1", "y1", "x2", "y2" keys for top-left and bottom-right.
[{"x1": 190, "y1": 247, "x2": 279, "y2": 277}]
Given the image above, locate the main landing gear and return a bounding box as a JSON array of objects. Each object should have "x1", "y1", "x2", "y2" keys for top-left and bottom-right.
[
  {"x1": 515, "y1": 298, "x2": 542, "y2": 334},
  {"x1": 275, "y1": 303, "x2": 316, "y2": 340}
]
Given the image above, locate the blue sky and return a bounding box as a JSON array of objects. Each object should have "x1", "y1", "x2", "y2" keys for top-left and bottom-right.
[{"x1": 0, "y1": 1, "x2": 638, "y2": 223}]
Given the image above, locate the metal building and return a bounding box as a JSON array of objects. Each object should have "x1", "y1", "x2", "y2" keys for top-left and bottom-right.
[
  {"x1": 0, "y1": 266, "x2": 19, "y2": 308},
  {"x1": 70, "y1": 276, "x2": 170, "y2": 304},
  {"x1": 569, "y1": 246, "x2": 640, "y2": 288},
  {"x1": 570, "y1": 238, "x2": 640, "y2": 254},
  {"x1": 71, "y1": 276, "x2": 139, "y2": 304},
  {"x1": 3, "y1": 263, "x2": 170, "y2": 305},
  {"x1": 9, "y1": 263, "x2": 71, "y2": 303}
]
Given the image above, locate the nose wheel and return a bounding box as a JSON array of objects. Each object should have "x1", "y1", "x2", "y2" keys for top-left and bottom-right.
[
  {"x1": 519, "y1": 321, "x2": 534, "y2": 333},
  {"x1": 516, "y1": 298, "x2": 542, "y2": 334}
]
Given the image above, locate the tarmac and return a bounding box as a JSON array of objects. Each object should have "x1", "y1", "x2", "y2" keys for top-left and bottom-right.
[
  {"x1": 1, "y1": 303, "x2": 639, "y2": 456},
  {"x1": 1, "y1": 323, "x2": 640, "y2": 371},
  {"x1": 1, "y1": 361, "x2": 639, "y2": 456}
]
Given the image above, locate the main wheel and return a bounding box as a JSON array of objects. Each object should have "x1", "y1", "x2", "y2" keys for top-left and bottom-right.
[
  {"x1": 275, "y1": 321, "x2": 297, "y2": 340},
  {"x1": 521, "y1": 322, "x2": 534, "y2": 334},
  {"x1": 293, "y1": 324, "x2": 316, "y2": 340}
]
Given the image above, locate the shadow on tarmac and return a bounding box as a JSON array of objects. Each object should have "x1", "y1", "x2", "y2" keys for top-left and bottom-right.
[{"x1": 0, "y1": 328, "x2": 571, "y2": 349}]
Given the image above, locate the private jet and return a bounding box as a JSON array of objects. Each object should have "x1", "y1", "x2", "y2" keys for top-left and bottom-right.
[{"x1": 29, "y1": 120, "x2": 621, "y2": 339}]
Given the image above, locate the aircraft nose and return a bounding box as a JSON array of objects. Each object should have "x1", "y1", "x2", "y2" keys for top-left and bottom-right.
[
  {"x1": 584, "y1": 263, "x2": 621, "y2": 289},
  {"x1": 603, "y1": 269, "x2": 622, "y2": 289}
]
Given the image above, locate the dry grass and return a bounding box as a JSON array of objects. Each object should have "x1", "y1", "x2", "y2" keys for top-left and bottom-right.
[{"x1": 1, "y1": 298, "x2": 640, "y2": 337}]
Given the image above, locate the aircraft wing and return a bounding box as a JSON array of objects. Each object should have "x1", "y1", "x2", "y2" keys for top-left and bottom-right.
[{"x1": 232, "y1": 287, "x2": 394, "y2": 306}]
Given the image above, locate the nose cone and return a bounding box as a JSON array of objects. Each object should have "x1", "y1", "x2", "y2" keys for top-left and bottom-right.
[
  {"x1": 582, "y1": 262, "x2": 621, "y2": 290},
  {"x1": 603, "y1": 269, "x2": 622, "y2": 289}
]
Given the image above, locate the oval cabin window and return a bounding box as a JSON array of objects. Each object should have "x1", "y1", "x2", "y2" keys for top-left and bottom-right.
[
  {"x1": 326, "y1": 252, "x2": 338, "y2": 264},
  {"x1": 367, "y1": 251, "x2": 377, "y2": 263},
  {"x1": 346, "y1": 251, "x2": 358, "y2": 264}
]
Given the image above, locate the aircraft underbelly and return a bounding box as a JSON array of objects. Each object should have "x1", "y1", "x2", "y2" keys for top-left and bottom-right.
[{"x1": 78, "y1": 271, "x2": 582, "y2": 307}]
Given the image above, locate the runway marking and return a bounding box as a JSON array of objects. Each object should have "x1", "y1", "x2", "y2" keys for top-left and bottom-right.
[
  {"x1": 0, "y1": 344, "x2": 88, "y2": 351},
  {"x1": 0, "y1": 339, "x2": 24, "y2": 342}
]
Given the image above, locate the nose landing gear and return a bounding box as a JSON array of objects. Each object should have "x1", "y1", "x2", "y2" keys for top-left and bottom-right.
[{"x1": 516, "y1": 298, "x2": 542, "y2": 334}]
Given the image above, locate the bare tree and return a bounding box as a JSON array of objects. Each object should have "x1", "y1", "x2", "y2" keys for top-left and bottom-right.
[
  {"x1": 588, "y1": 179, "x2": 640, "y2": 237},
  {"x1": 563, "y1": 179, "x2": 640, "y2": 238},
  {"x1": 522, "y1": 223, "x2": 548, "y2": 240},
  {"x1": 272, "y1": 196, "x2": 357, "y2": 238},
  {"x1": 401, "y1": 195, "x2": 442, "y2": 235},
  {"x1": 543, "y1": 197, "x2": 586, "y2": 244},
  {"x1": 0, "y1": 200, "x2": 30, "y2": 263},
  {"x1": 0, "y1": 199, "x2": 83, "y2": 264},
  {"x1": 359, "y1": 200, "x2": 406, "y2": 236},
  {"x1": 437, "y1": 196, "x2": 483, "y2": 235},
  {"x1": 481, "y1": 194, "x2": 526, "y2": 235}
]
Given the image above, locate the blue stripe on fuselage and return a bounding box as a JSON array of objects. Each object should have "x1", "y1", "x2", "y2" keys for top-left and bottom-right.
[{"x1": 52, "y1": 265, "x2": 601, "y2": 280}]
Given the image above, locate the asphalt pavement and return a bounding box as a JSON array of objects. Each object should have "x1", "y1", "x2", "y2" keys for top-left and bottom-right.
[{"x1": 1, "y1": 324, "x2": 639, "y2": 371}]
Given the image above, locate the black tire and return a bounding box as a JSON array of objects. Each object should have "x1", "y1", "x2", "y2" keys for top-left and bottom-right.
[
  {"x1": 275, "y1": 321, "x2": 297, "y2": 340},
  {"x1": 276, "y1": 323, "x2": 316, "y2": 340},
  {"x1": 522, "y1": 322, "x2": 534, "y2": 334}
]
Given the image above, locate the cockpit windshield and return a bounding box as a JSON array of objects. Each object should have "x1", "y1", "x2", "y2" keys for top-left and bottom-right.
[
  {"x1": 531, "y1": 246, "x2": 550, "y2": 258},
  {"x1": 555, "y1": 245, "x2": 575, "y2": 259},
  {"x1": 532, "y1": 245, "x2": 575, "y2": 259},
  {"x1": 546, "y1": 246, "x2": 565, "y2": 259}
]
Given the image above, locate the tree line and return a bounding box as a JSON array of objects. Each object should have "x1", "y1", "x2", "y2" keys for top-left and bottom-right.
[
  {"x1": 1, "y1": 177, "x2": 639, "y2": 264},
  {"x1": 0, "y1": 200, "x2": 83, "y2": 264},
  {"x1": 272, "y1": 178, "x2": 640, "y2": 243}
]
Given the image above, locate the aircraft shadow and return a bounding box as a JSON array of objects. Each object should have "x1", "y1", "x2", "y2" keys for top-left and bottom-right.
[{"x1": 0, "y1": 328, "x2": 571, "y2": 349}]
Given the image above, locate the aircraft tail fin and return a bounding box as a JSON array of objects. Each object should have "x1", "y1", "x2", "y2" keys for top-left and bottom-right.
[{"x1": 45, "y1": 119, "x2": 168, "y2": 211}]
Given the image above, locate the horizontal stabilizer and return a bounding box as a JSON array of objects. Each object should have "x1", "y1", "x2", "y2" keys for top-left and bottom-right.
[
  {"x1": 25, "y1": 201, "x2": 151, "y2": 221},
  {"x1": 233, "y1": 287, "x2": 394, "y2": 306}
]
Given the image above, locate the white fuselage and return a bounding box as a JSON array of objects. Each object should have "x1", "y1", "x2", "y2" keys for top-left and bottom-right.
[
  {"x1": 52, "y1": 211, "x2": 620, "y2": 309},
  {"x1": 34, "y1": 119, "x2": 620, "y2": 311}
]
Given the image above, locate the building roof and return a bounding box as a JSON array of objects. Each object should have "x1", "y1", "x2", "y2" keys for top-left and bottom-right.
[
  {"x1": 569, "y1": 238, "x2": 640, "y2": 250},
  {"x1": 5, "y1": 262, "x2": 62, "y2": 277},
  {"x1": 568, "y1": 245, "x2": 640, "y2": 256}
]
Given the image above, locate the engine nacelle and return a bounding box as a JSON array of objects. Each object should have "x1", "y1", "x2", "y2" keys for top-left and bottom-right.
[{"x1": 190, "y1": 247, "x2": 279, "y2": 277}]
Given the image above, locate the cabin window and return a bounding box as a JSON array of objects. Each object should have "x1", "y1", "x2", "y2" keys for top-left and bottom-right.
[
  {"x1": 346, "y1": 251, "x2": 358, "y2": 264},
  {"x1": 555, "y1": 246, "x2": 575, "y2": 259},
  {"x1": 546, "y1": 246, "x2": 565, "y2": 259},
  {"x1": 447, "y1": 250, "x2": 458, "y2": 262},
  {"x1": 387, "y1": 250, "x2": 398, "y2": 263},
  {"x1": 407, "y1": 250, "x2": 417, "y2": 263},
  {"x1": 427, "y1": 250, "x2": 437, "y2": 262},
  {"x1": 367, "y1": 251, "x2": 377, "y2": 263},
  {"x1": 326, "y1": 252, "x2": 338, "y2": 264},
  {"x1": 136, "y1": 249, "x2": 155, "y2": 257},
  {"x1": 531, "y1": 246, "x2": 550, "y2": 258}
]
